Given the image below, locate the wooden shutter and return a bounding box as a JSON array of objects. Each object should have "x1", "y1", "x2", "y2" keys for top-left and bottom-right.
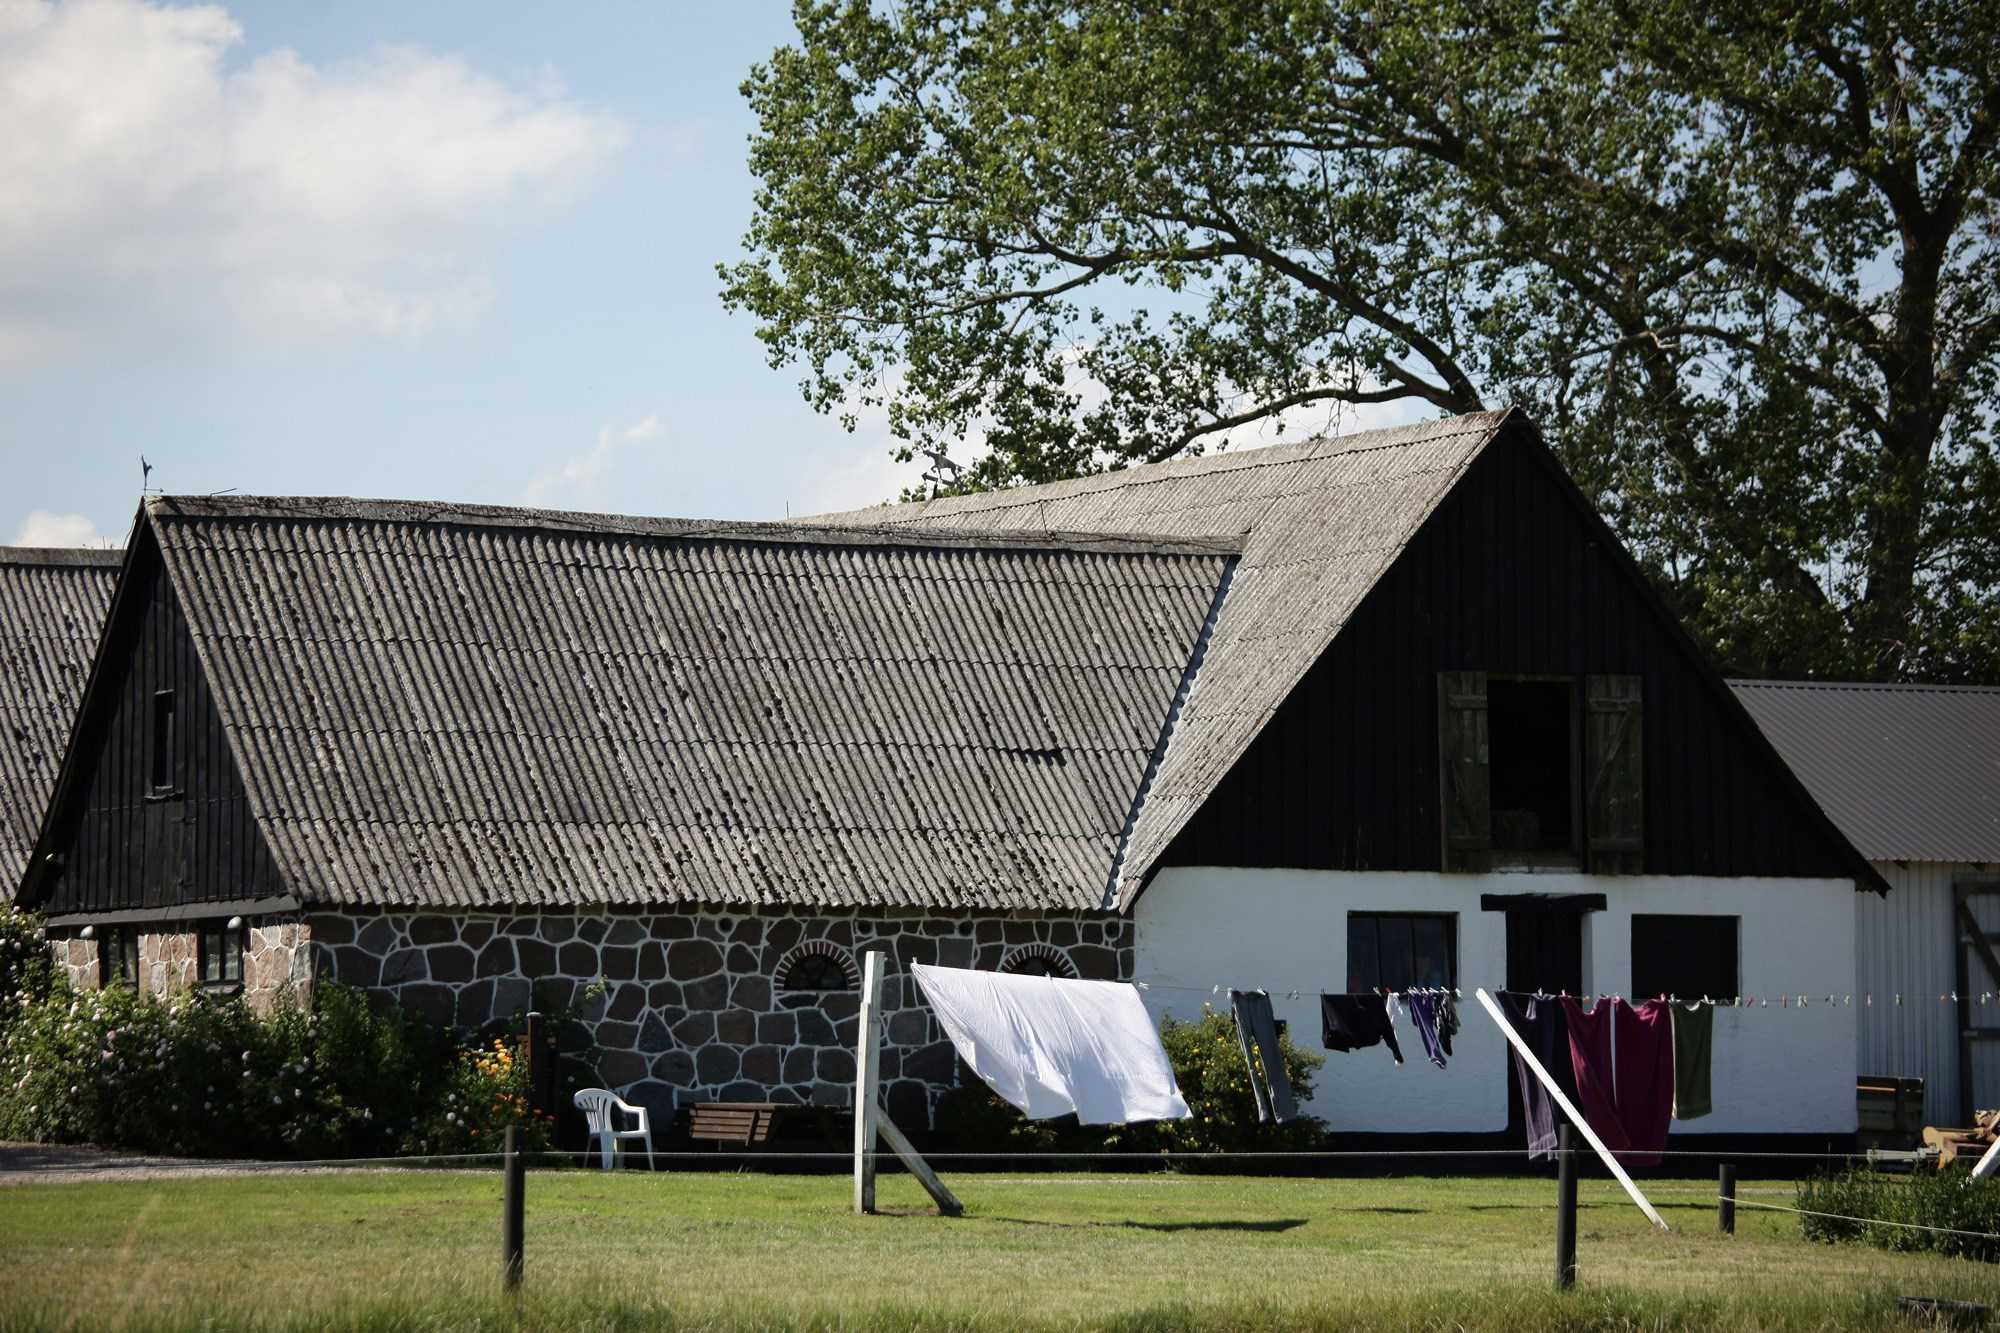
[
  {"x1": 1438, "y1": 671, "x2": 1490, "y2": 872},
  {"x1": 1584, "y1": 675, "x2": 1644, "y2": 874}
]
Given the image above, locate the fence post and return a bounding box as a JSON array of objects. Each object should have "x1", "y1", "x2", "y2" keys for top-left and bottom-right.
[
  {"x1": 503, "y1": 1124, "x2": 525, "y2": 1289},
  {"x1": 1718, "y1": 1163, "x2": 1736, "y2": 1236},
  {"x1": 1555, "y1": 1123, "x2": 1578, "y2": 1290},
  {"x1": 524, "y1": 1011, "x2": 544, "y2": 1113}
]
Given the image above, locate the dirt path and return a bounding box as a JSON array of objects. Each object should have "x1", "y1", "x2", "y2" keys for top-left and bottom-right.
[{"x1": 0, "y1": 1141, "x2": 494, "y2": 1185}]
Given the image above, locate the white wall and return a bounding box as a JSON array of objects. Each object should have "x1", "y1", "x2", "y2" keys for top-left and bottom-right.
[
  {"x1": 1135, "y1": 867, "x2": 1857, "y2": 1135},
  {"x1": 1860, "y1": 862, "x2": 2000, "y2": 1124}
]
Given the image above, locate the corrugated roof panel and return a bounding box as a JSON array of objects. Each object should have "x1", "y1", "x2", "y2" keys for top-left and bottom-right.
[
  {"x1": 805, "y1": 411, "x2": 1511, "y2": 900},
  {"x1": 1729, "y1": 680, "x2": 2000, "y2": 863},
  {"x1": 0, "y1": 549, "x2": 119, "y2": 887},
  {"x1": 142, "y1": 502, "x2": 1231, "y2": 912}
]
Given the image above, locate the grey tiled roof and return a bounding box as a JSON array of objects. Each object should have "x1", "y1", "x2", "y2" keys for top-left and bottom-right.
[
  {"x1": 0, "y1": 548, "x2": 120, "y2": 887},
  {"x1": 1729, "y1": 679, "x2": 2000, "y2": 864},
  {"x1": 807, "y1": 411, "x2": 1514, "y2": 901},
  {"x1": 145, "y1": 497, "x2": 1237, "y2": 912}
]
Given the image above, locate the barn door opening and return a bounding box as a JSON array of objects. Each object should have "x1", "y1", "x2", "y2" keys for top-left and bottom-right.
[{"x1": 1486, "y1": 893, "x2": 1600, "y2": 1142}]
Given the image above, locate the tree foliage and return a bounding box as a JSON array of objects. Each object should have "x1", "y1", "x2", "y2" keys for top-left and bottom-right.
[{"x1": 725, "y1": 0, "x2": 2000, "y2": 679}]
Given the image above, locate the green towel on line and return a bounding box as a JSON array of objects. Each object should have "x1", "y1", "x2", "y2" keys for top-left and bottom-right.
[{"x1": 1672, "y1": 1003, "x2": 1713, "y2": 1120}]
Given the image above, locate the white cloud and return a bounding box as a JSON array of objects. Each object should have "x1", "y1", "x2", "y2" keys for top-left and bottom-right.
[
  {"x1": 10, "y1": 510, "x2": 120, "y2": 547},
  {"x1": 524, "y1": 415, "x2": 662, "y2": 510},
  {"x1": 0, "y1": 0, "x2": 631, "y2": 371}
]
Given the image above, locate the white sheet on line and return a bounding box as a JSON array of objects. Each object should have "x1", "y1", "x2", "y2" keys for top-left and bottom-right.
[{"x1": 910, "y1": 963, "x2": 1191, "y2": 1125}]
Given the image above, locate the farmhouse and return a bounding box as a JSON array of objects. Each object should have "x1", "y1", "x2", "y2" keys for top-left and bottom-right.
[
  {"x1": 812, "y1": 409, "x2": 1883, "y2": 1139},
  {"x1": 0, "y1": 547, "x2": 119, "y2": 889},
  {"x1": 13, "y1": 409, "x2": 1881, "y2": 1139},
  {"x1": 1731, "y1": 680, "x2": 2000, "y2": 1125}
]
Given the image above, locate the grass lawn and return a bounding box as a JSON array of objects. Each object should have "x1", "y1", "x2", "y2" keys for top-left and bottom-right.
[{"x1": 2, "y1": 1167, "x2": 1996, "y2": 1330}]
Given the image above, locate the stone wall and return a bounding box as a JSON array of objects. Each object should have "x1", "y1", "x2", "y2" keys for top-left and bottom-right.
[
  {"x1": 45, "y1": 919, "x2": 312, "y2": 1012},
  {"x1": 309, "y1": 906, "x2": 1134, "y2": 1127}
]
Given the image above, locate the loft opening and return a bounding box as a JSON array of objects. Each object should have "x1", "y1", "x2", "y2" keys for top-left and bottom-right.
[{"x1": 1440, "y1": 672, "x2": 1643, "y2": 874}]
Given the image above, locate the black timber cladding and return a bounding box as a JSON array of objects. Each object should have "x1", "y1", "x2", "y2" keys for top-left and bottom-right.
[
  {"x1": 33, "y1": 529, "x2": 282, "y2": 916},
  {"x1": 1158, "y1": 427, "x2": 1875, "y2": 884},
  {"x1": 1729, "y1": 680, "x2": 2000, "y2": 864},
  {"x1": 22, "y1": 501, "x2": 1238, "y2": 915},
  {"x1": 0, "y1": 547, "x2": 120, "y2": 887}
]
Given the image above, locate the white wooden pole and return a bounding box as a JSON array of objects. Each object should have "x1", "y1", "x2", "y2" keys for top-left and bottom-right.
[
  {"x1": 1972, "y1": 1134, "x2": 2000, "y2": 1180},
  {"x1": 853, "y1": 949, "x2": 884, "y2": 1214},
  {"x1": 1475, "y1": 987, "x2": 1668, "y2": 1231}
]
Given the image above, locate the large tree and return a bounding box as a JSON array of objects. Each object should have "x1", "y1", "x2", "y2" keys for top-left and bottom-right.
[{"x1": 724, "y1": 0, "x2": 2000, "y2": 680}]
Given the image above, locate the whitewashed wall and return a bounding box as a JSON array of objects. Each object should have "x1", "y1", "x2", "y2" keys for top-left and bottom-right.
[
  {"x1": 1136, "y1": 868, "x2": 1856, "y2": 1136},
  {"x1": 1859, "y1": 861, "x2": 2000, "y2": 1124}
]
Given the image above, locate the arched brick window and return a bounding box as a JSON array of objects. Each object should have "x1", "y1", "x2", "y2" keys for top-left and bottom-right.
[
  {"x1": 776, "y1": 940, "x2": 859, "y2": 992},
  {"x1": 1000, "y1": 943, "x2": 1078, "y2": 979}
]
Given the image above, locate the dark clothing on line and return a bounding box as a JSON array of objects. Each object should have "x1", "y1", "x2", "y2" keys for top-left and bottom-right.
[
  {"x1": 1320, "y1": 994, "x2": 1404, "y2": 1065},
  {"x1": 1229, "y1": 990, "x2": 1298, "y2": 1123},
  {"x1": 1403, "y1": 991, "x2": 1451, "y2": 1069},
  {"x1": 1561, "y1": 997, "x2": 1674, "y2": 1167},
  {"x1": 1672, "y1": 1003, "x2": 1713, "y2": 1120},
  {"x1": 1497, "y1": 993, "x2": 1563, "y2": 1159}
]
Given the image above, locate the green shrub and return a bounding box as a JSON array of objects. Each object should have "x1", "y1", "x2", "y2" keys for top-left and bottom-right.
[
  {"x1": 0, "y1": 915, "x2": 546, "y2": 1162},
  {"x1": 1797, "y1": 1167, "x2": 2000, "y2": 1262}
]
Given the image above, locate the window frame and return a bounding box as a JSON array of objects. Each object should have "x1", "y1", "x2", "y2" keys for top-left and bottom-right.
[
  {"x1": 97, "y1": 928, "x2": 139, "y2": 989},
  {"x1": 197, "y1": 922, "x2": 246, "y2": 990},
  {"x1": 1629, "y1": 913, "x2": 1740, "y2": 1001},
  {"x1": 1346, "y1": 911, "x2": 1458, "y2": 994},
  {"x1": 148, "y1": 689, "x2": 179, "y2": 798}
]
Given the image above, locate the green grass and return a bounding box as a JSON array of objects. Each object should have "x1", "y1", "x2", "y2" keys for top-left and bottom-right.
[{"x1": 1, "y1": 1168, "x2": 1996, "y2": 1330}]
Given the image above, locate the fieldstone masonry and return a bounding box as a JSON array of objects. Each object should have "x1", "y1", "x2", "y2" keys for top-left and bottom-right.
[
  {"x1": 309, "y1": 906, "x2": 1135, "y2": 1127},
  {"x1": 49, "y1": 920, "x2": 314, "y2": 1010}
]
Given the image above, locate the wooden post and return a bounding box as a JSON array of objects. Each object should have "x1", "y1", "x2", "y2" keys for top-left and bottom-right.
[
  {"x1": 1476, "y1": 988, "x2": 1668, "y2": 1230},
  {"x1": 1718, "y1": 1163, "x2": 1736, "y2": 1234},
  {"x1": 1555, "y1": 1124, "x2": 1577, "y2": 1290},
  {"x1": 524, "y1": 1011, "x2": 544, "y2": 1114},
  {"x1": 853, "y1": 949, "x2": 884, "y2": 1214},
  {"x1": 502, "y1": 1125, "x2": 525, "y2": 1289}
]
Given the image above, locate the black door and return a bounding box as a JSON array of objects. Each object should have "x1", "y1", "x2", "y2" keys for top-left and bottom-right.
[{"x1": 1499, "y1": 900, "x2": 1590, "y2": 1138}]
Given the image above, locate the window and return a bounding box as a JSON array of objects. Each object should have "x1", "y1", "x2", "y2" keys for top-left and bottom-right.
[
  {"x1": 1489, "y1": 679, "x2": 1574, "y2": 859},
  {"x1": 150, "y1": 690, "x2": 178, "y2": 794},
  {"x1": 1631, "y1": 915, "x2": 1738, "y2": 1000},
  {"x1": 97, "y1": 928, "x2": 138, "y2": 988},
  {"x1": 1440, "y1": 672, "x2": 1643, "y2": 873},
  {"x1": 776, "y1": 942, "x2": 857, "y2": 992},
  {"x1": 1347, "y1": 913, "x2": 1456, "y2": 993},
  {"x1": 1000, "y1": 944, "x2": 1078, "y2": 979},
  {"x1": 198, "y1": 922, "x2": 245, "y2": 988}
]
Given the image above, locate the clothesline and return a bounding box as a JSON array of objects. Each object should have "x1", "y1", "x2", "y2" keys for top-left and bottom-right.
[{"x1": 1133, "y1": 980, "x2": 1994, "y2": 1008}]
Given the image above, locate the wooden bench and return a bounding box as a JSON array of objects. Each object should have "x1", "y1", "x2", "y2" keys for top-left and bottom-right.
[{"x1": 687, "y1": 1101, "x2": 784, "y2": 1148}]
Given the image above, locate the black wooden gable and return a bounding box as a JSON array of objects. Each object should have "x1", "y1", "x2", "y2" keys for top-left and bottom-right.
[
  {"x1": 21, "y1": 526, "x2": 287, "y2": 920},
  {"x1": 1157, "y1": 420, "x2": 1886, "y2": 892}
]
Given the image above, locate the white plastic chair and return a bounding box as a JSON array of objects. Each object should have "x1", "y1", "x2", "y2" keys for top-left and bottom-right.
[{"x1": 573, "y1": 1087, "x2": 656, "y2": 1170}]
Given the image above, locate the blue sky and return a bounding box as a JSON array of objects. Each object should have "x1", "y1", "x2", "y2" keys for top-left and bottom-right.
[{"x1": 0, "y1": 0, "x2": 928, "y2": 547}]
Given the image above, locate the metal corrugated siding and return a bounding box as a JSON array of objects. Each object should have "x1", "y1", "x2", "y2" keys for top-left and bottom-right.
[
  {"x1": 1857, "y1": 860, "x2": 1967, "y2": 1124},
  {"x1": 0, "y1": 549, "x2": 119, "y2": 888},
  {"x1": 1729, "y1": 681, "x2": 2000, "y2": 863},
  {"x1": 807, "y1": 412, "x2": 1511, "y2": 902},
  {"x1": 146, "y1": 508, "x2": 1229, "y2": 913}
]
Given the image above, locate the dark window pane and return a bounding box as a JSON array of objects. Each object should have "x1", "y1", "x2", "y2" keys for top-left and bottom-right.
[
  {"x1": 1631, "y1": 915, "x2": 1738, "y2": 999},
  {"x1": 151, "y1": 691, "x2": 177, "y2": 792},
  {"x1": 1489, "y1": 679, "x2": 1574, "y2": 855},
  {"x1": 1347, "y1": 916, "x2": 1380, "y2": 992},
  {"x1": 1348, "y1": 914, "x2": 1456, "y2": 992}
]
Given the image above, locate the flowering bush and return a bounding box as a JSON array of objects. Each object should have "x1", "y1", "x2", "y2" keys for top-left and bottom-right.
[
  {"x1": 0, "y1": 909, "x2": 554, "y2": 1161},
  {"x1": 407, "y1": 1037, "x2": 556, "y2": 1157}
]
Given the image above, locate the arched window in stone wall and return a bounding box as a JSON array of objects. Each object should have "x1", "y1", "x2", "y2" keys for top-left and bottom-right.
[
  {"x1": 1000, "y1": 943, "x2": 1078, "y2": 979},
  {"x1": 776, "y1": 940, "x2": 859, "y2": 992}
]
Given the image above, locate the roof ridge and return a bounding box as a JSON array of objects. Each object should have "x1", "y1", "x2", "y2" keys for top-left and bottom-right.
[
  {"x1": 0, "y1": 547, "x2": 124, "y2": 567},
  {"x1": 144, "y1": 495, "x2": 1240, "y2": 559},
  {"x1": 850, "y1": 411, "x2": 1510, "y2": 524},
  {"x1": 1729, "y1": 678, "x2": 2000, "y2": 695}
]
